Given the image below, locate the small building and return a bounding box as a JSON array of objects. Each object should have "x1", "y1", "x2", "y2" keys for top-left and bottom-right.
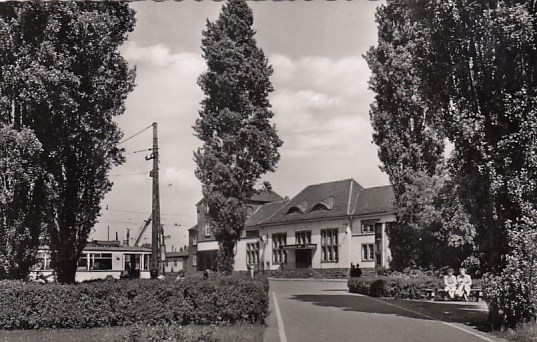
[{"x1": 164, "y1": 251, "x2": 189, "y2": 273}]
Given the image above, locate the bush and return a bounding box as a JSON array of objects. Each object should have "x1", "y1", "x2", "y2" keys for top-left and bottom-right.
[
  {"x1": 483, "y1": 223, "x2": 537, "y2": 329},
  {"x1": 348, "y1": 275, "x2": 442, "y2": 299},
  {"x1": 0, "y1": 274, "x2": 269, "y2": 330}
]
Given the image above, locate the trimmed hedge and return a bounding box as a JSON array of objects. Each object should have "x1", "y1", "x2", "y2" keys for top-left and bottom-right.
[
  {"x1": 348, "y1": 275, "x2": 443, "y2": 299},
  {"x1": 0, "y1": 275, "x2": 268, "y2": 330}
]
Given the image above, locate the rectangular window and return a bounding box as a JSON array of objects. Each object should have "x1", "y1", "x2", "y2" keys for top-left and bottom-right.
[
  {"x1": 361, "y1": 221, "x2": 376, "y2": 234},
  {"x1": 272, "y1": 233, "x2": 287, "y2": 264},
  {"x1": 90, "y1": 253, "x2": 112, "y2": 270},
  {"x1": 246, "y1": 230, "x2": 259, "y2": 238},
  {"x1": 77, "y1": 254, "x2": 88, "y2": 270},
  {"x1": 192, "y1": 254, "x2": 197, "y2": 266},
  {"x1": 174, "y1": 260, "x2": 177, "y2": 266},
  {"x1": 295, "y1": 231, "x2": 311, "y2": 246},
  {"x1": 362, "y1": 244, "x2": 374, "y2": 261},
  {"x1": 204, "y1": 222, "x2": 211, "y2": 237},
  {"x1": 192, "y1": 233, "x2": 197, "y2": 246},
  {"x1": 246, "y1": 242, "x2": 260, "y2": 266},
  {"x1": 143, "y1": 254, "x2": 149, "y2": 270},
  {"x1": 321, "y1": 229, "x2": 339, "y2": 263}
]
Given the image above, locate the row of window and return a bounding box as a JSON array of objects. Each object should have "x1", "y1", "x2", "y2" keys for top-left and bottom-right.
[
  {"x1": 77, "y1": 253, "x2": 151, "y2": 271},
  {"x1": 201, "y1": 222, "x2": 384, "y2": 239}
]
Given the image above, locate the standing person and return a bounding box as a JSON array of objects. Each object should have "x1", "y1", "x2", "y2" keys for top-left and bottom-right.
[
  {"x1": 355, "y1": 263, "x2": 362, "y2": 277},
  {"x1": 456, "y1": 268, "x2": 472, "y2": 301},
  {"x1": 443, "y1": 268, "x2": 457, "y2": 299}
]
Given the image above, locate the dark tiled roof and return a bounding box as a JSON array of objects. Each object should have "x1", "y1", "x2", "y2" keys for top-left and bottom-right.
[
  {"x1": 352, "y1": 185, "x2": 395, "y2": 215},
  {"x1": 246, "y1": 201, "x2": 288, "y2": 227},
  {"x1": 263, "y1": 179, "x2": 364, "y2": 224},
  {"x1": 195, "y1": 190, "x2": 283, "y2": 207},
  {"x1": 166, "y1": 251, "x2": 189, "y2": 258},
  {"x1": 250, "y1": 191, "x2": 284, "y2": 203}
]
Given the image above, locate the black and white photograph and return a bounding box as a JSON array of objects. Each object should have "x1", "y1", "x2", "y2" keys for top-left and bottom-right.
[{"x1": 0, "y1": 0, "x2": 536, "y2": 341}]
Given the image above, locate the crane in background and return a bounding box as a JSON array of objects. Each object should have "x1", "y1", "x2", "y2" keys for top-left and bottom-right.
[{"x1": 133, "y1": 216, "x2": 152, "y2": 247}]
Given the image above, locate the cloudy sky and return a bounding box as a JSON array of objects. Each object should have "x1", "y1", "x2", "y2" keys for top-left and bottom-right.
[{"x1": 92, "y1": 1, "x2": 389, "y2": 250}]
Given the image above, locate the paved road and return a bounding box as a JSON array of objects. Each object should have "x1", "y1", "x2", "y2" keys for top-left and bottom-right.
[{"x1": 264, "y1": 279, "x2": 507, "y2": 342}]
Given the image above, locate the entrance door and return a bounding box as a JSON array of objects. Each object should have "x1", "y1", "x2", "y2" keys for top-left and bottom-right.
[
  {"x1": 295, "y1": 249, "x2": 312, "y2": 269},
  {"x1": 124, "y1": 254, "x2": 141, "y2": 279}
]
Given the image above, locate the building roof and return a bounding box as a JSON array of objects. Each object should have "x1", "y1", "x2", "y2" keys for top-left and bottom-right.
[
  {"x1": 246, "y1": 200, "x2": 288, "y2": 227},
  {"x1": 250, "y1": 191, "x2": 284, "y2": 203},
  {"x1": 83, "y1": 245, "x2": 152, "y2": 253},
  {"x1": 352, "y1": 185, "x2": 395, "y2": 215},
  {"x1": 195, "y1": 190, "x2": 283, "y2": 207},
  {"x1": 187, "y1": 224, "x2": 198, "y2": 231},
  {"x1": 263, "y1": 179, "x2": 364, "y2": 225},
  {"x1": 166, "y1": 251, "x2": 189, "y2": 258}
]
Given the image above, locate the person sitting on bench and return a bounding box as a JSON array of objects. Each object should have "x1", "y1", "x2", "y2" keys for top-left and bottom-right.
[
  {"x1": 456, "y1": 267, "x2": 472, "y2": 301},
  {"x1": 443, "y1": 268, "x2": 457, "y2": 299}
]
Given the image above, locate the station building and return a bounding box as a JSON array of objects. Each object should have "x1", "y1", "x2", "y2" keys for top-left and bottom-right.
[{"x1": 190, "y1": 178, "x2": 395, "y2": 277}]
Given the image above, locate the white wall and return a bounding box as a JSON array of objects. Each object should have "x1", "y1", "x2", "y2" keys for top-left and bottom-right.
[
  {"x1": 197, "y1": 240, "x2": 219, "y2": 251},
  {"x1": 351, "y1": 213, "x2": 396, "y2": 269},
  {"x1": 258, "y1": 218, "x2": 352, "y2": 271}
]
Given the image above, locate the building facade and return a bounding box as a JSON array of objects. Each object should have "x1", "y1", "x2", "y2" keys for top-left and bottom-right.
[{"x1": 190, "y1": 179, "x2": 396, "y2": 276}]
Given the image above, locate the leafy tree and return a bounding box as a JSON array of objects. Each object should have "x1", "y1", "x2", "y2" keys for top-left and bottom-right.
[
  {"x1": 370, "y1": 0, "x2": 537, "y2": 326},
  {"x1": 420, "y1": 0, "x2": 537, "y2": 273},
  {"x1": 366, "y1": 0, "x2": 476, "y2": 270},
  {"x1": 0, "y1": 125, "x2": 45, "y2": 279},
  {"x1": 0, "y1": 2, "x2": 136, "y2": 283},
  {"x1": 194, "y1": 0, "x2": 282, "y2": 272}
]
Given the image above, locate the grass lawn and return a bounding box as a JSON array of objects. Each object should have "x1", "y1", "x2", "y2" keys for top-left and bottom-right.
[
  {"x1": 0, "y1": 323, "x2": 264, "y2": 342},
  {"x1": 494, "y1": 322, "x2": 537, "y2": 342}
]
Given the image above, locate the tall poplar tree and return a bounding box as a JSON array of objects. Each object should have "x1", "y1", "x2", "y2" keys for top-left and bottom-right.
[
  {"x1": 369, "y1": 0, "x2": 537, "y2": 326},
  {"x1": 0, "y1": 2, "x2": 136, "y2": 283},
  {"x1": 194, "y1": 0, "x2": 282, "y2": 272},
  {"x1": 366, "y1": 0, "x2": 475, "y2": 270}
]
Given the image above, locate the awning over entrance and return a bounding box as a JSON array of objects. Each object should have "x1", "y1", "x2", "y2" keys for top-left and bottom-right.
[{"x1": 282, "y1": 244, "x2": 317, "y2": 250}]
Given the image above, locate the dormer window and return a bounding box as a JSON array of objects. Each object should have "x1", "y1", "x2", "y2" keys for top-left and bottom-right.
[
  {"x1": 286, "y1": 207, "x2": 303, "y2": 214},
  {"x1": 286, "y1": 201, "x2": 307, "y2": 215},
  {"x1": 310, "y1": 197, "x2": 334, "y2": 212},
  {"x1": 311, "y1": 203, "x2": 329, "y2": 212}
]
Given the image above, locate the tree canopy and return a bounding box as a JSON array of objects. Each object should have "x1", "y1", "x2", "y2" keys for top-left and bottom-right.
[
  {"x1": 0, "y1": 2, "x2": 136, "y2": 283},
  {"x1": 368, "y1": 0, "x2": 537, "y2": 327},
  {"x1": 194, "y1": 0, "x2": 282, "y2": 272}
]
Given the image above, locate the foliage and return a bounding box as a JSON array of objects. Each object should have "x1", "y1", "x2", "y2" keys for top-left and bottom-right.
[
  {"x1": 0, "y1": 2, "x2": 136, "y2": 283},
  {"x1": 367, "y1": 0, "x2": 475, "y2": 271},
  {"x1": 422, "y1": 0, "x2": 537, "y2": 274},
  {"x1": 116, "y1": 324, "x2": 216, "y2": 342},
  {"x1": 193, "y1": 0, "x2": 282, "y2": 272},
  {"x1": 0, "y1": 126, "x2": 45, "y2": 280},
  {"x1": 348, "y1": 275, "x2": 442, "y2": 299},
  {"x1": 483, "y1": 216, "x2": 537, "y2": 329},
  {"x1": 370, "y1": 0, "x2": 537, "y2": 326},
  {"x1": 0, "y1": 275, "x2": 268, "y2": 330}
]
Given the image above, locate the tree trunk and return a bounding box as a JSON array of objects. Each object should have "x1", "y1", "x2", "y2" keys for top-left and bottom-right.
[
  {"x1": 55, "y1": 258, "x2": 77, "y2": 284},
  {"x1": 217, "y1": 240, "x2": 235, "y2": 273}
]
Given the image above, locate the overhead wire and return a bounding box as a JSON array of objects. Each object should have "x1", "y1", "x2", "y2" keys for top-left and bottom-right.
[{"x1": 118, "y1": 124, "x2": 153, "y2": 145}]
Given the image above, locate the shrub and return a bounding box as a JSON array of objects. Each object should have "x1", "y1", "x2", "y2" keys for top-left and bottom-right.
[
  {"x1": 348, "y1": 275, "x2": 443, "y2": 299},
  {"x1": 0, "y1": 274, "x2": 268, "y2": 330},
  {"x1": 483, "y1": 222, "x2": 537, "y2": 329}
]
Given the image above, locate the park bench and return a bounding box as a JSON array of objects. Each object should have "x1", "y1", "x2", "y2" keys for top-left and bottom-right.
[{"x1": 425, "y1": 287, "x2": 483, "y2": 302}]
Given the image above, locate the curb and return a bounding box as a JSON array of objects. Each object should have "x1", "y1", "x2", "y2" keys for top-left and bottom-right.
[{"x1": 268, "y1": 277, "x2": 349, "y2": 282}]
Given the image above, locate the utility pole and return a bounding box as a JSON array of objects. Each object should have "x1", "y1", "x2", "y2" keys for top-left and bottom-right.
[{"x1": 148, "y1": 122, "x2": 161, "y2": 278}]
